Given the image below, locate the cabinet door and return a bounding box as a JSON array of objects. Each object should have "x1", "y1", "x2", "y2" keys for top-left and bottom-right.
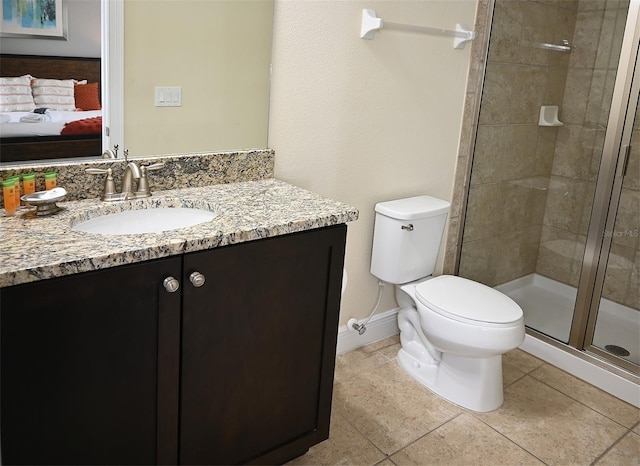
[
  {"x1": 0, "y1": 256, "x2": 182, "y2": 465},
  {"x1": 180, "y1": 225, "x2": 346, "y2": 465}
]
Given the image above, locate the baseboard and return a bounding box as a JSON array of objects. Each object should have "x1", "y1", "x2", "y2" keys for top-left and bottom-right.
[
  {"x1": 336, "y1": 308, "x2": 400, "y2": 355},
  {"x1": 520, "y1": 334, "x2": 640, "y2": 407}
]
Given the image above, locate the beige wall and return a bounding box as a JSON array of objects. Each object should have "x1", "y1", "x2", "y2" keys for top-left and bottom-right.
[
  {"x1": 124, "y1": 0, "x2": 273, "y2": 156},
  {"x1": 269, "y1": 0, "x2": 477, "y2": 324}
]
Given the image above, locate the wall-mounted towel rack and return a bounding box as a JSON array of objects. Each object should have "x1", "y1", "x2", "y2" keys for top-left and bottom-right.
[{"x1": 360, "y1": 9, "x2": 475, "y2": 50}]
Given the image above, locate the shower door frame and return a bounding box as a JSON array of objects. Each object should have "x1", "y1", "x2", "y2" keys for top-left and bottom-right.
[
  {"x1": 454, "y1": 0, "x2": 640, "y2": 379},
  {"x1": 572, "y1": 0, "x2": 640, "y2": 373}
]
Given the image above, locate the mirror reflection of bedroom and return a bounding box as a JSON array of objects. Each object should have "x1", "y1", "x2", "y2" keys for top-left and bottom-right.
[
  {"x1": 0, "y1": 0, "x2": 102, "y2": 163},
  {"x1": 1, "y1": 0, "x2": 274, "y2": 163}
]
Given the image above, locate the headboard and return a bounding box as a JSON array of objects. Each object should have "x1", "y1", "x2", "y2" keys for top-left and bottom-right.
[
  {"x1": 0, "y1": 54, "x2": 101, "y2": 84},
  {"x1": 0, "y1": 54, "x2": 102, "y2": 163}
]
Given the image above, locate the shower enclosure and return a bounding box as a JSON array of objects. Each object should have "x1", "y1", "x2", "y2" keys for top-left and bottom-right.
[{"x1": 458, "y1": 0, "x2": 639, "y2": 376}]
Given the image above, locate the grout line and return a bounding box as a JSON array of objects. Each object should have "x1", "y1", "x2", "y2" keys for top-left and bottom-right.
[
  {"x1": 528, "y1": 364, "x2": 638, "y2": 430},
  {"x1": 471, "y1": 411, "x2": 550, "y2": 465},
  {"x1": 589, "y1": 424, "x2": 637, "y2": 465}
]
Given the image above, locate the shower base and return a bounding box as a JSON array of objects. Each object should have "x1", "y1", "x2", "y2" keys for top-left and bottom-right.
[{"x1": 496, "y1": 273, "x2": 639, "y2": 365}]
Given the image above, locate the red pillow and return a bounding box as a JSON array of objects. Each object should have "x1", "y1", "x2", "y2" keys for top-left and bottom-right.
[
  {"x1": 61, "y1": 116, "x2": 102, "y2": 135},
  {"x1": 74, "y1": 82, "x2": 101, "y2": 111}
]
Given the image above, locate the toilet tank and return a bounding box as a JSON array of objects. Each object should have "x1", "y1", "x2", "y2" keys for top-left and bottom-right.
[{"x1": 370, "y1": 195, "x2": 450, "y2": 284}]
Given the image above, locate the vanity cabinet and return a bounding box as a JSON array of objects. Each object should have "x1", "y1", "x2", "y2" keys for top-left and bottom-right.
[{"x1": 0, "y1": 224, "x2": 346, "y2": 465}]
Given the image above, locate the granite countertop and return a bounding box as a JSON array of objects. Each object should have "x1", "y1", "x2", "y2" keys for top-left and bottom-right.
[{"x1": 0, "y1": 179, "x2": 359, "y2": 288}]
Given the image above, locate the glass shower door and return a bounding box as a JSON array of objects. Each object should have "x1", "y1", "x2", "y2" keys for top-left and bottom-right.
[{"x1": 587, "y1": 101, "x2": 640, "y2": 370}]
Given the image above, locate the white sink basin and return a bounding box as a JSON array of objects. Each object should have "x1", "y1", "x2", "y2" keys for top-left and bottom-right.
[{"x1": 72, "y1": 207, "x2": 217, "y2": 235}]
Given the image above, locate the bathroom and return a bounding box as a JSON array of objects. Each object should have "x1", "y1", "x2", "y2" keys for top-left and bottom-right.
[{"x1": 1, "y1": 0, "x2": 639, "y2": 464}]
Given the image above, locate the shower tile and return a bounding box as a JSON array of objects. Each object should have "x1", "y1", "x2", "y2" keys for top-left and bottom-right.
[
  {"x1": 569, "y1": 8, "x2": 604, "y2": 69},
  {"x1": 479, "y1": 64, "x2": 516, "y2": 125},
  {"x1": 544, "y1": 68, "x2": 569, "y2": 106},
  {"x1": 333, "y1": 361, "x2": 461, "y2": 455},
  {"x1": 561, "y1": 68, "x2": 593, "y2": 124},
  {"x1": 503, "y1": 125, "x2": 540, "y2": 179},
  {"x1": 601, "y1": 242, "x2": 635, "y2": 308},
  {"x1": 470, "y1": 126, "x2": 505, "y2": 185},
  {"x1": 389, "y1": 413, "x2": 544, "y2": 466},
  {"x1": 585, "y1": 70, "x2": 608, "y2": 127},
  {"x1": 518, "y1": 1, "x2": 554, "y2": 67},
  {"x1": 462, "y1": 183, "x2": 503, "y2": 241},
  {"x1": 492, "y1": 228, "x2": 542, "y2": 285},
  {"x1": 535, "y1": 128, "x2": 558, "y2": 175},
  {"x1": 610, "y1": 189, "x2": 640, "y2": 250},
  {"x1": 459, "y1": 239, "x2": 497, "y2": 286},
  {"x1": 477, "y1": 376, "x2": 628, "y2": 465},
  {"x1": 286, "y1": 410, "x2": 386, "y2": 466},
  {"x1": 530, "y1": 364, "x2": 640, "y2": 428},
  {"x1": 543, "y1": 176, "x2": 590, "y2": 233},
  {"x1": 594, "y1": 431, "x2": 640, "y2": 466},
  {"x1": 536, "y1": 226, "x2": 584, "y2": 286},
  {"x1": 487, "y1": 0, "x2": 522, "y2": 64},
  {"x1": 552, "y1": 124, "x2": 598, "y2": 180},
  {"x1": 510, "y1": 66, "x2": 549, "y2": 124},
  {"x1": 594, "y1": 5, "x2": 620, "y2": 70}
]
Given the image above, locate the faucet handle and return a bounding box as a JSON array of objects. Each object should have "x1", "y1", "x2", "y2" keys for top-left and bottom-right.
[
  {"x1": 135, "y1": 162, "x2": 164, "y2": 198},
  {"x1": 86, "y1": 167, "x2": 117, "y2": 200},
  {"x1": 143, "y1": 162, "x2": 165, "y2": 171}
]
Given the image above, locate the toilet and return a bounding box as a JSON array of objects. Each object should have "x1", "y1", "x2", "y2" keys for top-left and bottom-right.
[{"x1": 370, "y1": 195, "x2": 525, "y2": 412}]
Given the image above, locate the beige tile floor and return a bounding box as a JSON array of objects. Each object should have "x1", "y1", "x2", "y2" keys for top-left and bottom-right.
[{"x1": 287, "y1": 336, "x2": 640, "y2": 466}]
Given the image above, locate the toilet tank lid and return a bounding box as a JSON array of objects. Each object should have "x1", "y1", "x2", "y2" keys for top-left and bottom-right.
[{"x1": 375, "y1": 195, "x2": 450, "y2": 220}]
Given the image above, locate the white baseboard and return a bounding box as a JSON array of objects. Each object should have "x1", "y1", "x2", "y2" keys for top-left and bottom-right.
[{"x1": 336, "y1": 308, "x2": 400, "y2": 355}]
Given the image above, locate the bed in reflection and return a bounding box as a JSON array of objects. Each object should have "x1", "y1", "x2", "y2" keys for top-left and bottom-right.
[{"x1": 0, "y1": 54, "x2": 102, "y2": 163}]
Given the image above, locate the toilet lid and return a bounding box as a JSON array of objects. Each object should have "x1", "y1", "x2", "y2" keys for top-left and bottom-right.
[{"x1": 415, "y1": 275, "x2": 522, "y2": 324}]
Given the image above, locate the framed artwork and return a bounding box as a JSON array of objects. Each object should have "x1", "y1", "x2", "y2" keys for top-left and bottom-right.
[{"x1": 0, "y1": 0, "x2": 67, "y2": 40}]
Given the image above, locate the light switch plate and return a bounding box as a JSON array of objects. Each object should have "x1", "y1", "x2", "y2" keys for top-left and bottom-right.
[{"x1": 155, "y1": 87, "x2": 182, "y2": 107}]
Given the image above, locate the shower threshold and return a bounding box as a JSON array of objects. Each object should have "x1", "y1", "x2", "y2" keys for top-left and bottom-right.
[{"x1": 496, "y1": 273, "x2": 639, "y2": 365}]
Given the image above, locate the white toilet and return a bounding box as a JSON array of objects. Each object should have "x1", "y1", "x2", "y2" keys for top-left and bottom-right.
[{"x1": 370, "y1": 195, "x2": 525, "y2": 412}]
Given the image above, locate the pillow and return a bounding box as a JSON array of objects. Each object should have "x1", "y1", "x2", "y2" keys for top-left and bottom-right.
[
  {"x1": 0, "y1": 75, "x2": 36, "y2": 112},
  {"x1": 31, "y1": 78, "x2": 76, "y2": 111},
  {"x1": 61, "y1": 116, "x2": 102, "y2": 135},
  {"x1": 74, "y1": 82, "x2": 101, "y2": 111}
]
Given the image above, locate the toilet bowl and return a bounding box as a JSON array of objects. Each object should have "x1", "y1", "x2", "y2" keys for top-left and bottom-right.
[
  {"x1": 396, "y1": 275, "x2": 524, "y2": 412},
  {"x1": 370, "y1": 195, "x2": 525, "y2": 412}
]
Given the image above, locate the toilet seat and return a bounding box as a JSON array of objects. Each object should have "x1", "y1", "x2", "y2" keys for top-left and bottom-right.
[{"x1": 415, "y1": 275, "x2": 522, "y2": 326}]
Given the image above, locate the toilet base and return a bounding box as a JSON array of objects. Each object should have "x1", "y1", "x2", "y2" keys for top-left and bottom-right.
[{"x1": 397, "y1": 348, "x2": 504, "y2": 412}]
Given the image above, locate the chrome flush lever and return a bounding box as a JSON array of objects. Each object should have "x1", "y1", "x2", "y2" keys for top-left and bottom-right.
[{"x1": 401, "y1": 224, "x2": 414, "y2": 231}]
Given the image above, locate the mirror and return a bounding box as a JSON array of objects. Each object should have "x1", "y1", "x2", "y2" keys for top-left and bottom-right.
[{"x1": 0, "y1": 0, "x2": 273, "y2": 163}]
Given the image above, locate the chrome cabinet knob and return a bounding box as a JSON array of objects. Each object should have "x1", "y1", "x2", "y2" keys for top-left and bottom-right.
[
  {"x1": 163, "y1": 276, "x2": 180, "y2": 293},
  {"x1": 189, "y1": 271, "x2": 206, "y2": 288}
]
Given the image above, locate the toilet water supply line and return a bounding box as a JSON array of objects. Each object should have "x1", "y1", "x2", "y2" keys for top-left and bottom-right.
[{"x1": 350, "y1": 280, "x2": 386, "y2": 335}]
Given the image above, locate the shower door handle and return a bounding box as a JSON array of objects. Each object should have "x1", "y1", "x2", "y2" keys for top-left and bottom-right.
[{"x1": 619, "y1": 145, "x2": 631, "y2": 179}]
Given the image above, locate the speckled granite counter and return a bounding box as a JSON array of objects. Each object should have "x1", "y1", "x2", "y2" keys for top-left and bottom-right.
[{"x1": 0, "y1": 179, "x2": 358, "y2": 288}]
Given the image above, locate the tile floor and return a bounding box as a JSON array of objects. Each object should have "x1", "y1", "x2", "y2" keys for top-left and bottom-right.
[{"x1": 287, "y1": 336, "x2": 640, "y2": 466}]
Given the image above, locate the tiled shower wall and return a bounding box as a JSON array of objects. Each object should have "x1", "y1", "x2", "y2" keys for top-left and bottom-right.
[
  {"x1": 458, "y1": 0, "x2": 577, "y2": 286},
  {"x1": 536, "y1": 0, "x2": 628, "y2": 289},
  {"x1": 456, "y1": 0, "x2": 637, "y2": 310}
]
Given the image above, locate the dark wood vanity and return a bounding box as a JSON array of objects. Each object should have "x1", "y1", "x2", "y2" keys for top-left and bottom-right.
[{"x1": 0, "y1": 225, "x2": 347, "y2": 465}]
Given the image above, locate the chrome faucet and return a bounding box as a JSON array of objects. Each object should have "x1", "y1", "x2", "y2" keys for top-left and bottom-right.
[{"x1": 121, "y1": 161, "x2": 141, "y2": 198}]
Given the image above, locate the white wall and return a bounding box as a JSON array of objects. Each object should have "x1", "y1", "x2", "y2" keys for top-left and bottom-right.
[
  {"x1": 0, "y1": 0, "x2": 100, "y2": 58},
  {"x1": 269, "y1": 0, "x2": 477, "y2": 325}
]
